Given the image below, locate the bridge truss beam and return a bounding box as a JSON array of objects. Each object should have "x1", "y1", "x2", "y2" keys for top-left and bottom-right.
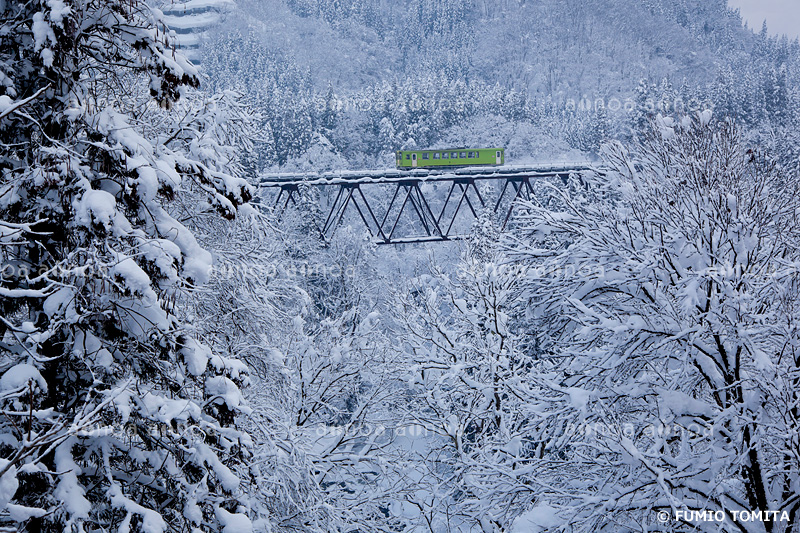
[{"x1": 260, "y1": 165, "x2": 595, "y2": 245}]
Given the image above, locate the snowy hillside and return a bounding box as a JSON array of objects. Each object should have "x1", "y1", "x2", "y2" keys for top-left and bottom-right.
[
  {"x1": 197, "y1": 0, "x2": 800, "y2": 171},
  {"x1": 1, "y1": 0, "x2": 800, "y2": 532}
]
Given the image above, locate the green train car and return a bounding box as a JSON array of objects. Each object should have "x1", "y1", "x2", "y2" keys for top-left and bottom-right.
[{"x1": 396, "y1": 147, "x2": 505, "y2": 170}]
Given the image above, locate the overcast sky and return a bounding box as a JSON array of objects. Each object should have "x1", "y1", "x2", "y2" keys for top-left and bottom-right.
[{"x1": 728, "y1": 0, "x2": 800, "y2": 39}]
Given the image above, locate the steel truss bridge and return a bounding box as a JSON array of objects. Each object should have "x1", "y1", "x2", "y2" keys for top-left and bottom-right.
[{"x1": 258, "y1": 164, "x2": 597, "y2": 245}]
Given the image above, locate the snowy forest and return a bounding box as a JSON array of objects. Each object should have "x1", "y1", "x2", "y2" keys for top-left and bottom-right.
[{"x1": 1, "y1": 0, "x2": 800, "y2": 532}]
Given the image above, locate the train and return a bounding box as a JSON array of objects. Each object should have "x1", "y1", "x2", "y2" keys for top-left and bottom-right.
[{"x1": 396, "y1": 148, "x2": 505, "y2": 170}]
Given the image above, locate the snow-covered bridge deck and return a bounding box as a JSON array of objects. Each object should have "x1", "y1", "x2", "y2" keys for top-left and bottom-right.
[
  {"x1": 258, "y1": 163, "x2": 597, "y2": 187},
  {"x1": 258, "y1": 163, "x2": 599, "y2": 244}
]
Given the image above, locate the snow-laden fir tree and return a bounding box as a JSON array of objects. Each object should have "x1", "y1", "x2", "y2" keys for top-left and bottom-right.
[
  {"x1": 0, "y1": 0, "x2": 254, "y2": 530},
  {"x1": 511, "y1": 113, "x2": 800, "y2": 531}
]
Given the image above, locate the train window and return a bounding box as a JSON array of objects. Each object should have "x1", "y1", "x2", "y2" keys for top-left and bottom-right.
[
  {"x1": 475, "y1": 151, "x2": 479, "y2": 158},
  {"x1": 443, "y1": 152, "x2": 449, "y2": 159},
  {"x1": 406, "y1": 154, "x2": 410, "y2": 160},
  {"x1": 433, "y1": 153, "x2": 440, "y2": 159},
  {"x1": 452, "y1": 152, "x2": 458, "y2": 158},
  {"x1": 460, "y1": 152, "x2": 466, "y2": 158},
  {"x1": 468, "y1": 152, "x2": 474, "y2": 158},
  {"x1": 422, "y1": 153, "x2": 429, "y2": 160}
]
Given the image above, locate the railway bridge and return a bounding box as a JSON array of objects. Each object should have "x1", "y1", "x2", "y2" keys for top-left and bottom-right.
[{"x1": 258, "y1": 163, "x2": 598, "y2": 245}]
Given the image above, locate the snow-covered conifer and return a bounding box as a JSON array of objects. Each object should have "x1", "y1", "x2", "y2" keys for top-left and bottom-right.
[{"x1": 0, "y1": 0, "x2": 254, "y2": 529}]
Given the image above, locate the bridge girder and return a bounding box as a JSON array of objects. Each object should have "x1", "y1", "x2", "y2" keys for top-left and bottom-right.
[{"x1": 260, "y1": 165, "x2": 596, "y2": 245}]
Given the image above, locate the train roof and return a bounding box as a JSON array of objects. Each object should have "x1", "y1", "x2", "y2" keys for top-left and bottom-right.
[{"x1": 398, "y1": 147, "x2": 505, "y2": 152}]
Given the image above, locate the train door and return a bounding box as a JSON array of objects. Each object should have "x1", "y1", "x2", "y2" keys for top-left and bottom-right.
[
  {"x1": 496, "y1": 151, "x2": 502, "y2": 165},
  {"x1": 412, "y1": 153, "x2": 418, "y2": 168}
]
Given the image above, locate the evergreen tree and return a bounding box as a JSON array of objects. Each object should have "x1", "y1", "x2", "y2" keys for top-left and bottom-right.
[
  {"x1": 0, "y1": 0, "x2": 253, "y2": 530},
  {"x1": 319, "y1": 84, "x2": 339, "y2": 133},
  {"x1": 633, "y1": 78, "x2": 656, "y2": 133},
  {"x1": 763, "y1": 65, "x2": 789, "y2": 126}
]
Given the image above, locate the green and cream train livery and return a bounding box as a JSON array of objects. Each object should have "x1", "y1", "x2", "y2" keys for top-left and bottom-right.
[{"x1": 396, "y1": 148, "x2": 505, "y2": 170}]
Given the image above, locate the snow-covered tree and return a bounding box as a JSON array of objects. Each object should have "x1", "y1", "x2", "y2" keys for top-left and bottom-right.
[
  {"x1": 190, "y1": 199, "x2": 411, "y2": 531},
  {"x1": 392, "y1": 244, "x2": 543, "y2": 530},
  {"x1": 281, "y1": 133, "x2": 348, "y2": 174},
  {"x1": 468, "y1": 204, "x2": 501, "y2": 263},
  {"x1": 0, "y1": 0, "x2": 254, "y2": 530},
  {"x1": 511, "y1": 113, "x2": 800, "y2": 531}
]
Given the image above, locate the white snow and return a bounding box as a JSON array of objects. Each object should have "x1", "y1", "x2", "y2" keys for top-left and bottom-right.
[
  {"x1": 511, "y1": 505, "x2": 561, "y2": 532},
  {"x1": 46, "y1": 0, "x2": 72, "y2": 25},
  {"x1": 0, "y1": 364, "x2": 47, "y2": 394},
  {"x1": 31, "y1": 12, "x2": 55, "y2": 51},
  {"x1": 108, "y1": 484, "x2": 167, "y2": 533},
  {"x1": 181, "y1": 338, "x2": 211, "y2": 376},
  {"x1": 215, "y1": 508, "x2": 253, "y2": 533},
  {"x1": 205, "y1": 376, "x2": 245, "y2": 410},
  {"x1": 0, "y1": 460, "x2": 17, "y2": 510},
  {"x1": 698, "y1": 109, "x2": 713, "y2": 126},
  {"x1": 74, "y1": 189, "x2": 118, "y2": 232},
  {"x1": 111, "y1": 256, "x2": 156, "y2": 300},
  {"x1": 566, "y1": 387, "x2": 590, "y2": 413},
  {"x1": 42, "y1": 287, "x2": 76, "y2": 319},
  {"x1": 0, "y1": 95, "x2": 12, "y2": 116},
  {"x1": 163, "y1": 12, "x2": 221, "y2": 29},
  {"x1": 656, "y1": 114, "x2": 676, "y2": 140},
  {"x1": 53, "y1": 439, "x2": 91, "y2": 519},
  {"x1": 6, "y1": 504, "x2": 47, "y2": 521},
  {"x1": 164, "y1": 0, "x2": 234, "y2": 11},
  {"x1": 154, "y1": 210, "x2": 213, "y2": 285}
]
